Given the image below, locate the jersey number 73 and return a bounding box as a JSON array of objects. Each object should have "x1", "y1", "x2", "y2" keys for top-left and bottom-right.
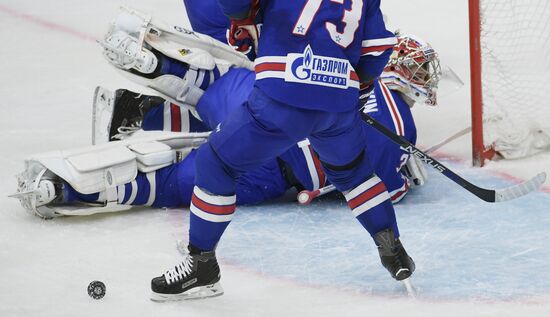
[{"x1": 293, "y1": 0, "x2": 363, "y2": 48}]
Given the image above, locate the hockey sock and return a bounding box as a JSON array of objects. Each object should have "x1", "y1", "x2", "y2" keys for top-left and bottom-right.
[
  {"x1": 344, "y1": 175, "x2": 399, "y2": 240},
  {"x1": 189, "y1": 186, "x2": 236, "y2": 251},
  {"x1": 141, "y1": 102, "x2": 209, "y2": 132}
]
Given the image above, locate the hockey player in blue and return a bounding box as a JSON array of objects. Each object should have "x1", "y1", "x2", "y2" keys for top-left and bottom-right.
[
  {"x1": 149, "y1": 0, "x2": 417, "y2": 301},
  {"x1": 13, "y1": 16, "x2": 438, "y2": 296},
  {"x1": 113, "y1": 33, "x2": 437, "y2": 207},
  {"x1": 63, "y1": 67, "x2": 332, "y2": 210},
  {"x1": 177, "y1": 0, "x2": 429, "y2": 200}
]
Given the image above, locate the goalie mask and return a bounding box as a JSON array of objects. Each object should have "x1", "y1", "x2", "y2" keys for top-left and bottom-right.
[{"x1": 380, "y1": 35, "x2": 441, "y2": 106}]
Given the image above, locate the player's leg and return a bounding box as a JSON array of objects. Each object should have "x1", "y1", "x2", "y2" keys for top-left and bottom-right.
[
  {"x1": 150, "y1": 88, "x2": 318, "y2": 300},
  {"x1": 62, "y1": 152, "x2": 197, "y2": 209},
  {"x1": 101, "y1": 16, "x2": 230, "y2": 105},
  {"x1": 15, "y1": 154, "x2": 198, "y2": 217},
  {"x1": 93, "y1": 87, "x2": 209, "y2": 144},
  {"x1": 102, "y1": 24, "x2": 225, "y2": 86},
  {"x1": 140, "y1": 101, "x2": 208, "y2": 133},
  {"x1": 309, "y1": 110, "x2": 415, "y2": 281},
  {"x1": 194, "y1": 67, "x2": 255, "y2": 129}
]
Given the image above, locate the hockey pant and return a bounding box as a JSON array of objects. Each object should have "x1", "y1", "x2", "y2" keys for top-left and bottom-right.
[{"x1": 189, "y1": 88, "x2": 399, "y2": 251}]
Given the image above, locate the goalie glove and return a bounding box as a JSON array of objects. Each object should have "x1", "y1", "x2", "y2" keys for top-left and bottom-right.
[
  {"x1": 401, "y1": 155, "x2": 428, "y2": 187},
  {"x1": 227, "y1": 0, "x2": 261, "y2": 59}
]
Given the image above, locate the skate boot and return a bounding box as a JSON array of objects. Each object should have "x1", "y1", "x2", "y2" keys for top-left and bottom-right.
[
  {"x1": 92, "y1": 86, "x2": 165, "y2": 144},
  {"x1": 151, "y1": 244, "x2": 223, "y2": 301},
  {"x1": 375, "y1": 228, "x2": 415, "y2": 281},
  {"x1": 10, "y1": 168, "x2": 66, "y2": 218}
]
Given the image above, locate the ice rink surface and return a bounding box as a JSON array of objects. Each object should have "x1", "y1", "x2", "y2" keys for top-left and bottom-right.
[{"x1": 1, "y1": 0, "x2": 549, "y2": 316}]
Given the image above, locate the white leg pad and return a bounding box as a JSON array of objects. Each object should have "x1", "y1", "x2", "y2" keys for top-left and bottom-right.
[{"x1": 12, "y1": 131, "x2": 209, "y2": 217}]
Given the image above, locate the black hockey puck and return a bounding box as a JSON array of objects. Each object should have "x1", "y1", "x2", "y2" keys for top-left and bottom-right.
[{"x1": 87, "y1": 280, "x2": 106, "y2": 299}]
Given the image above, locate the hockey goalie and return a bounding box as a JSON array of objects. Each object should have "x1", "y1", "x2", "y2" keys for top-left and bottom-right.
[{"x1": 9, "y1": 7, "x2": 444, "y2": 221}]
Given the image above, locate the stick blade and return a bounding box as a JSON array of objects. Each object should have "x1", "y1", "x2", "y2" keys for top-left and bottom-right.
[{"x1": 495, "y1": 172, "x2": 547, "y2": 202}]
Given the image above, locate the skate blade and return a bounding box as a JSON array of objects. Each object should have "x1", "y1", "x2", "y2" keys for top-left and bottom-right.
[
  {"x1": 401, "y1": 278, "x2": 417, "y2": 298},
  {"x1": 92, "y1": 86, "x2": 115, "y2": 145},
  {"x1": 150, "y1": 282, "x2": 224, "y2": 302}
]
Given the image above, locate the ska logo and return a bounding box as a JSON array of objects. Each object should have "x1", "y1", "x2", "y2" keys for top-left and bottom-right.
[{"x1": 285, "y1": 45, "x2": 351, "y2": 89}]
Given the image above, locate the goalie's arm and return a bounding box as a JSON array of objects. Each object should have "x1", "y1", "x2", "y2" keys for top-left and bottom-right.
[{"x1": 218, "y1": 0, "x2": 254, "y2": 20}]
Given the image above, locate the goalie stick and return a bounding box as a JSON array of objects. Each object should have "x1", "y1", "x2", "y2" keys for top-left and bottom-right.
[
  {"x1": 361, "y1": 113, "x2": 546, "y2": 202},
  {"x1": 296, "y1": 127, "x2": 471, "y2": 205},
  {"x1": 425, "y1": 127, "x2": 471, "y2": 154},
  {"x1": 296, "y1": 125, "x2": 540, "y2": 204}
]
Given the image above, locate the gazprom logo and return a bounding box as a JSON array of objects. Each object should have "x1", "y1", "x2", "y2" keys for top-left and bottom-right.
[
  {"x1": 286, "y1": 45, "x2": 351, "y2": 89},
  {"x1": 291, "y1": 45, "x2": 313, "y2": 80},
  {"x1": 304, "y1": 45, "x2": 312, "y2": 67}
]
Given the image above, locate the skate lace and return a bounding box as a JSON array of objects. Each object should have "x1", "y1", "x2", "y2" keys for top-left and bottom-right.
[
  {"x1": 163, "y1": 255, "x2": 194, "y2": 284},
  {"x1": 112, "y1": 122, "x2": 142, "y2": 140}
]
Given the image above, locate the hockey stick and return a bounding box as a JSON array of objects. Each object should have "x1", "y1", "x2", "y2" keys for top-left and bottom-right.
[
  {"x1": 425, "y1": 127, "x2": 471, "y2": 154},
  {"x1": 361, "y1": 113, "x2": 547, "y2": 202},
  {"x1": 297, "y1": 184, "x2": 337, "y2": 205}
]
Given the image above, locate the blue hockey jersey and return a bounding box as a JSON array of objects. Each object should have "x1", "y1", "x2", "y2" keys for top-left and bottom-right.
[
  {"x1": 219, "y1": 0, "x2": 396, "y2": 112},
  {"x1": 362, "y1": 79, "x2": 417, "y2": 202},
  {"x1": 183, "y1": 0, "x2": 230, "y2": 43}
]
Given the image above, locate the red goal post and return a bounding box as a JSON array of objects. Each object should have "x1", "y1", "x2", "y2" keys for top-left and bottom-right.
[
  {"x1": 469, "y1": 0, "x2": 495, "y2": 167},
  {"x1": 469, "y1": 0, "x2": 550, "y2": 166}
]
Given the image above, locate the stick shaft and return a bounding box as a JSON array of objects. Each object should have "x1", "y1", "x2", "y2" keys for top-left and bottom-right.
[{"x1": 362, "y1": 113, "x2": 544, "y2": 203}]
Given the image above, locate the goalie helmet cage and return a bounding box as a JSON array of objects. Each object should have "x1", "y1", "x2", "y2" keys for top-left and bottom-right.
[{"x1": 469, "y1": 0, "x2": 550, "y2": 166}]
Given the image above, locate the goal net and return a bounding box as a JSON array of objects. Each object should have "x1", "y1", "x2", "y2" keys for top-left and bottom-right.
[{"x1": 470, "y1": 0, "x2": 550, "y2": 165}]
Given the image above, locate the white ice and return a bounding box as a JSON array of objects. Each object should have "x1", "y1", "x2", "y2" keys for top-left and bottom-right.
[{"x1": 0, "y1": 0, "x2": 549, "y2": 316}]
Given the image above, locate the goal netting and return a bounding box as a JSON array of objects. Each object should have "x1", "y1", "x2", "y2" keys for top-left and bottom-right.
[{"x1": 470, "y1": 0, "x2": 550, "y2": 163}]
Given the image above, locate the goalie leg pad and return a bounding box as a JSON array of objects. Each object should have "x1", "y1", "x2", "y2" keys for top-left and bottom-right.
[
  {"x1": 101, "y1": 8, "x2": 247, "y2": 112},
  {"x1": 11, "y1": 132, "x2": 208, "y2": 217}
]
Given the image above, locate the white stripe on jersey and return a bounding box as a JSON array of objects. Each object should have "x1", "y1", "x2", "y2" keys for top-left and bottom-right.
[
  {"x1": 255, "y1": 56, "x2": 287, "y2": 64},
  {"x1": 362, "y1": 51, "x2": 388, "y2": 57},
  {"x1": 379, "y1": 81, "x2": 405, "y2": 136},
  {"x1": 255, "y1": 71, "x2": 286, "y2": 80},
  {"x1": 300, "y1": 144, "x2": 320, "y2": 190},
  {"x1": 361, "y1": 37, "x2": 398, "y2": 48}
]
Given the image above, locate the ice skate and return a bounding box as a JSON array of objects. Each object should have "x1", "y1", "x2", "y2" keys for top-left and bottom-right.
[
  {"x1": 375, "y1": 228, "x2": 415, "y2": 281},
  {"x1": 151, "y1": 245, "x2": 223, "y2": 301},
  {"x1": 10, "y1": 167, "x2": 65, "y2": 218},
  {"x1": 92, "y1": 86, "x2": 165, "y2": 144}
]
